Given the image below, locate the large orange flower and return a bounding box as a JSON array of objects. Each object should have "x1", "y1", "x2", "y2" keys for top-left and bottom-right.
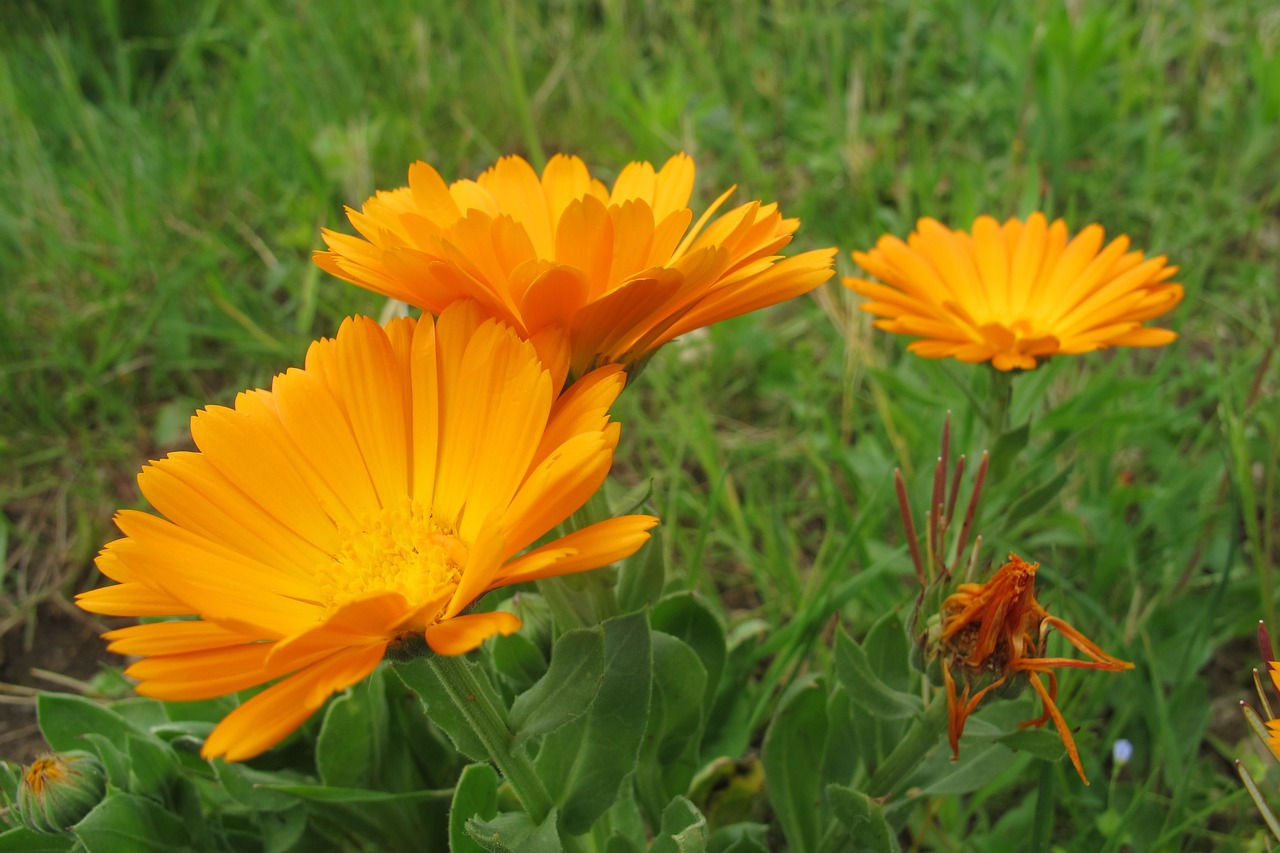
[
  {"x1": 845, "y1": 214, "x2": 1182, "y2": 370},
  {"x1": 78, "y1": 302, "x2": 657, "y2": 761},
  {"x1": 315, "y1": 153, "x2": 836, "y2": 380}
]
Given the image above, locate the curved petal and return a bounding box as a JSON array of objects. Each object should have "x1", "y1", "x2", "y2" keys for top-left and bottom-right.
[
  {"x1": 425, "y1": 611, "x2": 522, "y2": 656},
  {"x1": 201, "y1": 644, "x2": 386, "y2": 761}
]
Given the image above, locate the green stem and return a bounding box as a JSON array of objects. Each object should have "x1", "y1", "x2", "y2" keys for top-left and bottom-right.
[
  {"x1": 426, "y1": 655, "x2": 556, "y2": 825},
  {"x1": 867, "y1": 694, "x2": 949, "y2": 797},
  {"x1": 986, "y1": 368, "x2": 1014, "y2": 441}
]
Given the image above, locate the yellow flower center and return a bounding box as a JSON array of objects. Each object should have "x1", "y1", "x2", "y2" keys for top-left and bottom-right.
[{"x1": 315, "y1": 499, "x2": 464, "y2": 616}]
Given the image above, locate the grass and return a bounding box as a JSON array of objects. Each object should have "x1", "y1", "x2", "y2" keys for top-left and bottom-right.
[{"x1": 1, "y1": 0, "x2": 1278, "y2": 848}]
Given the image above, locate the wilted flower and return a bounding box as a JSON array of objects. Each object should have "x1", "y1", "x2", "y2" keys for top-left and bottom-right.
[
  {"x1": 935, "y1": 554, "x2": 1134, "y2": 783},
  {"x1": 16, "y1": 751, "x2": 106, "y2": 833},
  {"x1": 316, "y1": 153, "x2": 836, "y2": 381},
  {"x1": 77, "y1": 302, "x2": 657, "y2": 761},
  {"x1": 845, "y1": 214, "x2": 1182, "y2": 370}
]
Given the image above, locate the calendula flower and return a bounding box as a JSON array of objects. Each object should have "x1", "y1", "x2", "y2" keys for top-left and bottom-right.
[
  {"x1": 77, "y1": 302, "x2": 657, "y2": 762},
  {"x1": 315, "y1": 153, "x2": 836, "y2": 381},
  {"x1": 845, "y1": 214, "x2": 1182, "y2": 370},
  {"x1": 936, "y1": 554, "x2": 1133, "y2": 784}
]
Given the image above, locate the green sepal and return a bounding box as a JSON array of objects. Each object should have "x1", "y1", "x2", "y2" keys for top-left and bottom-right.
[
  {"x1": 760, "y1": 674, "x2": 829, "y2": 853},
  {"x1": 509, "y1": 627, "x2": 605, "y2": 745}
]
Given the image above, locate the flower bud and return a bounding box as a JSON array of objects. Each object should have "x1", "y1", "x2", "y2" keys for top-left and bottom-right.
[{"x1": 16, "y1": 751, "x2": 106, "y2": 834}]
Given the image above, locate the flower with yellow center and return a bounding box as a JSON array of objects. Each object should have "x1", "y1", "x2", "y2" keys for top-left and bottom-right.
[
  {"x1": 315, "y1": 153, "x2": 837, "y2": 381},
  {"x1": 937, "y1": 554, "x2": 1133, "y2": 784},
  {"x1": 77, "y1": 301, "x2": 658, "y2": 762},
  {"x1": 845, "y1": 214, "x2": 1183, "y2": 370}
]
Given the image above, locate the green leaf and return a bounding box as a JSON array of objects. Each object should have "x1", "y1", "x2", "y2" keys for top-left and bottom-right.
[
  {"x1": 316, "y1": 669, "x2": 390, "y2": 788},
  {"x1": 450, "y1": 764, "x2": 500, "y2": 853},
  {"x1": 78, "y1": 734, "x2": 130, "y2": 792},
  {"x1": 761, "y1": 675, "x2": 828, "y2": 853},
  {"x1": 465, "y1": 809, "x2": 562, "y2": 853},
  {"x1": 262, "y1": 784, "x2": 452, "y2": 804},
  {"x1": 707, "y1": 823, "x2": 770, "y2": 853},
  {"x1": 38, "y1": 694, "x2": 138, "y2": 752},
  {"x1": 509, "y1": 627, "x2": 604, "y2": 745},
  {"x1": 395, "y1": 656, "x2": 501, "y2": 762},
  {"x1": 491, "y1": 631, "x2": 548, "y2": 696},
  {"x1": 827, "y1": 784, "x2": 900, "y2": 853},
  {"x1": 616, "y1": 525, "x2": 666, "y2": 613},
  {"x1": 990, "y1": 422, "x2": 1030, "y2": 478},
  {"x1": 212, "y1": 761, "x2": 310, "y2": 812},
  {"x1": 651, "y1": 592, "x2": 727, "y2": 710},
  {"x1": 72, "y1": 791, "x2": 195, "y2": 852},
  {"x1": 636, "y1": 632, "x2": 707, "y2": 819},
  {"x1": 126, "y1": 733, "x2": 178, "y2": 795},
  {"x1": 997, "y1": 727, "x2": 1067, "y2": 761},
  {"x1": 0, "y1": 827, "x2": 73, "y2": 852},
  {"x1": 536, "y1": 611, "x2": 652, "y2": 835},
  {"x1": 861, "y1": 611, "x2": 911, "y2": 694},
  {"x1": 1004, "y1": 464, "x2": 1073, "y2": 522},
  {"x1": 650, "y1": 796, "x2": 708, "y2": 853},
  {"x1": 820, "y1": 687, "x2": 858, "y2": 788},
  {"x1": 833, "y1": 627, "x2": 922, "y2": 720}
]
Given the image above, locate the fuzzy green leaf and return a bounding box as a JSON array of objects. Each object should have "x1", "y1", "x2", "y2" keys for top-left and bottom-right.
[
  {"x1": 650, "y1": 796, "x2": 708, "y2": 853},
  {"x1": 652, "y1": 592, "x2": 726, "y2": 710},
  {"x1": 72, "y1": 791, "x2": 195, "y2": 852},
  {"x1": 0, "y1": 827, "x2": 72, "y2": 852},
  {"x1": 450, "y1": 763, "x2": 500, "y2": 853},
  {"x1": 833, "y1": 627, "x2": 922, "y2": 720},
  {"x1": 465, "y1": 809, "x2": 562, "y2": 853},
  {"x1": 509, "y1": 627, "x2": 604, "y2": 745},
  {"x1": 761, "y1": 675, "x2": 829, "y2": 853},
  {"x1": 616, "y1": 525, "x2": 666, "y2": 613},
  {"x1": 536, "y1": 611, "x2": 652, "y2": 835},
  {"x1": 827, "y1": 784, "x2": 900, "y2": 853}
]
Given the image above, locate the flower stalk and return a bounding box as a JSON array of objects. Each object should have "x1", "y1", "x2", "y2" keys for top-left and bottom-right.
[{"x1": 426, "y1": 654, "x2": 556, "y2": 824}]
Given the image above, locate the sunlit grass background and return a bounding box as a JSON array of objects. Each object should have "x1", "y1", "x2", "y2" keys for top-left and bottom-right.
[{"x1": 2, "y1": 0, "x2": 1278, "y2": 848}]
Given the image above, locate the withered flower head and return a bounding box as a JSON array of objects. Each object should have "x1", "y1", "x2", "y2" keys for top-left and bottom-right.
[{"x1": 936, "y1": 554, "x2": 1133, "y2": 784}]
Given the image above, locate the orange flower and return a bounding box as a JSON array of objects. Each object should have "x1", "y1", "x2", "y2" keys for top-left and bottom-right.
[
  {"x1": 938, "y1": 554, "x2": 1133, "y2": 783},
  {"x1": 845, "y1": 214, "x2": 1182, "y2": 370},
  {"x1": 77, "y1": 302, "x2": 657, "y2": 761},
  {"x1": 316, "y1": 153, "x2": 836, "y2": 381}
]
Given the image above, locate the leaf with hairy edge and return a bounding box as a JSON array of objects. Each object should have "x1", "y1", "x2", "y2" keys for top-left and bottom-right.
[
  {"x1": 450, "y1": 764, "x2": 500, "y2": 853},
  {"x1": 465, "y1": 809, "x2": 562, "y2": 853},
  {"x1": 833, "y1": 627, "x2": 922, "y2": 720},
  {"x1": 509, "y1": 627, "x2": 604, "y2": 745},
  {"x1": 761, "y1": 675, "x2": 828, "y2": 853},
  {"x1": 650, "y1": 796, "x2": 708, "y2": 853},
  {"x1": 535, "y1": 611, "x2": 652, "y2": 835},
  {"x1": 827, "y1": 784, "x2": 900, "y2": 853}
]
